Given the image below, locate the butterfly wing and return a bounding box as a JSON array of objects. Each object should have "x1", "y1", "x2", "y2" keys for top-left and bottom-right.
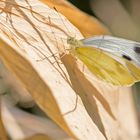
[
  {"x1": 126, "y1": 61, "x2": 140, "y2": 80},
  {"x1": 81, "y1": 35, "x2": 140, "y2": 66},
  {"x1": 74, "y1": 47, "x2": 136, "y2": 86},
  {"x1": 81, "y1": 35, "x2": 140, "y2": 85}
]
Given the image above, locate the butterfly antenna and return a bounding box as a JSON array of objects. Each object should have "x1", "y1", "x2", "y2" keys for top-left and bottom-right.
[
  {"x1": 48, "y1": 15, "x2": 67, "y2": 58},
  {"x1": 48, "y1": 16, "x2": 59, "y2": 50}
]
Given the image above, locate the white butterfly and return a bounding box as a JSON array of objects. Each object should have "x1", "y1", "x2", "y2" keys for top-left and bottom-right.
[{"x1": 68, "y1": 35, "x2": 140, "y2": 86}]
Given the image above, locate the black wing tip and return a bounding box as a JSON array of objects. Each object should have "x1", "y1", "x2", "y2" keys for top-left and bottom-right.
[{"x1": 134, "y1": 46, "x2": 140, "y2": 54}]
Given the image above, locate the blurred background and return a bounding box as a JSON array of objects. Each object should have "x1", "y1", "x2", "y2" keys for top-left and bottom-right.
[
  {"x1": 69, "y1": 0, "x2": 140, "y2": 41},
  {"x1": 68, "y1": 0, "x2": 140, "y2": 122}
]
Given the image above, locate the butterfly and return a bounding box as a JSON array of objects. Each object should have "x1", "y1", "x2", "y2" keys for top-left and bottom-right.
[{"x1": 67, "y1": 35, "x2": 140, "y2": 86}]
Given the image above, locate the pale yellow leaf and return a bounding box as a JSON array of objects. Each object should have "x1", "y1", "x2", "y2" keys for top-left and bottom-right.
[{"x1": 0, "y1": 0, "x2": 139, "y2": 140}]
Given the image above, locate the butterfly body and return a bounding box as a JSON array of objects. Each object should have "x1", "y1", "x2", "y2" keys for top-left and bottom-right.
[{"x1": 67, "y1": 35, "x2": 140, "y2": 86}]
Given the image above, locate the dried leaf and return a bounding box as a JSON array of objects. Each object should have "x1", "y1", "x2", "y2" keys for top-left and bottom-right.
[
  {"x1": 0, "y1": 0, "x2": 105, "y2": 139},
  {"x1": 24, "y1": 134, "x2": 52, "y2": 140},
  {"x1": 0, "y1": 0, "x2": 139, "y2": 140},
  {"x1": 1, "y1": 96, "x2": 70, "y2": 140},
  {"x1": 0, "y1": 100, "x2": 7, "y2": 140},
  {"x1": 40, "y1": 0, "x2": 110, "y2": 37}
]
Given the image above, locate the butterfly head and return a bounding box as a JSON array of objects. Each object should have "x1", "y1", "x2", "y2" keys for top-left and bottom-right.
[{"x1": 67, "y1": 36, "x2": 83, "y2": 48}]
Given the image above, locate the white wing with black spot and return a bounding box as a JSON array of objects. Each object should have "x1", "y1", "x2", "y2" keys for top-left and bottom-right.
[{"x1": 81, "y1": 35, "x2": 140, "y2": 67}]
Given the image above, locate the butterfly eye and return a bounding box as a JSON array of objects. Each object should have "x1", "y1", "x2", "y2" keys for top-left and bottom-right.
[
  {"x1": 122, "y1": 55, "x2": 132, "y2": 61},
  {"x1": 134, "y1": 46, "x2": 140, "y2": 54}
]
